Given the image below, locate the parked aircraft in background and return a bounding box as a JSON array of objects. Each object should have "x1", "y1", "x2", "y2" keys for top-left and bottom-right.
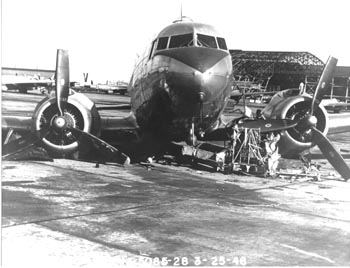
[
  {"x1": 97, "y1": 80, "x2": 128, "y2": 95},
  {"x1": 2, "y1": 18, "x2": 350, "y2": 180}
]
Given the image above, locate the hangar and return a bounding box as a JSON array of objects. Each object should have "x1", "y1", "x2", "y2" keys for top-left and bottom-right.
[
  {"x1": 230, "y1": 50, "x2": 350, "y2": 101},
  {"x1": 230, "y1": 50, "x2": 324, "y2": 93},
  {"x1": 331, "y1": 66, "x2": 350, "y2": 99}
]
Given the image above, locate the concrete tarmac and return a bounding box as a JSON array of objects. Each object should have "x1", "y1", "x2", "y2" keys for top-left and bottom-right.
[
  {"x1": 2, "y1": 90, "x2": 350, "y2": 266},
  {"x1": 2, "y1": 159, "x2": 350, "y2": 267}
]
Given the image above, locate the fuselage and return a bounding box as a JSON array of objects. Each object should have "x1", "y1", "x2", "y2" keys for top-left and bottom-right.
[{"x1": 129, "y1": 19, "x2": 233, "y2": 141}]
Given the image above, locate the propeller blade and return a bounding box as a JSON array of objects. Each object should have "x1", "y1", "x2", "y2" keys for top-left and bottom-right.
[
  {"x1": 55, "y1": 49, "x2": 70, "y2": 116},
  {"x1": 237, "y1": 118, "x2": 298, "y2": 133},
  {"x1": 201, "y1": 118, "x2": 297, "y2": 141},
  {"x1": 311, "y1": 127, "x2": 350, "y2": 181},
  {"x1": 310, "y1": 56, "x2": 338, "y2": 115},
  {"x1": 67, "y1": 127, "x2": 130, "y2": 165},
  {"x1": 2, "y1": 128, "x2": 50, "y2": 159}
]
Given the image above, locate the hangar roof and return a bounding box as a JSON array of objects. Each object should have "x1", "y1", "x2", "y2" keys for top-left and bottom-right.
[
  {"x1": 228, "y1": 50, "x2": 328, "y2": 91},
  {"x1": 229, "y1": 50, "x2": 324, "y2": 78}
]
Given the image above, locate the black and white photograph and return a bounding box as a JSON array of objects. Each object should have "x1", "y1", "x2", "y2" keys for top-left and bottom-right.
[{"x1": 1, "y1": 0, "x2": 350, "y2": 267}]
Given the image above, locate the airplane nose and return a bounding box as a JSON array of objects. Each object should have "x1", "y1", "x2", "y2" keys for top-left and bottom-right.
[
  {"x1": 155, "y1": 47, "x2": 228, "y2": 73},
  {"x1": 156, "y1": 47, "x2": 232, "y2": 100},
  {"x1": 153, "y1": 47, "x2": 232, "y2": 132}
]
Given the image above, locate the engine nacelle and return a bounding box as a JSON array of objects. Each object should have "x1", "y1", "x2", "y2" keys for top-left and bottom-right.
[
  {"x1": 32, "y1": 92, "x2": 101, "y2": 155},
  {"x1": 262, "y1": 91, "x2": 328, "y2": 157}
]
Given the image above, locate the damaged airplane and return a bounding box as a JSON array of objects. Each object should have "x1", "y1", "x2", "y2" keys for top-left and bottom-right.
[{"x1": 2, "y1": 18, "x2": 350, "y2": 180}]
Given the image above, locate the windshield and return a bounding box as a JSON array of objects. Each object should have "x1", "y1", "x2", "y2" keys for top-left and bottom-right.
[
  {"x1": 217, "y1": 37, "x2": 227, "y2": 50},
  {"x1": 169, "y1": 33, "x2": 194, "y2": 48},
  {"x1": 197, "y1": 34, "x2": 217, "y2": 49},
  {"x1": 157, "y1": 37, "x2": 169, "y2": 50},
  {"x1": 155, "y1": 33, "x2": 228, "y2": 51}
]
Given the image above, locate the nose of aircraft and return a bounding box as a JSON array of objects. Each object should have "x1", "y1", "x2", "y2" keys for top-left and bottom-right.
[
  {"x1": 155, "y1": 46, "x2": 231, "y2": 99},
  {"x1": 154, "y1": 47, "x2": 232, "y2": 131}
]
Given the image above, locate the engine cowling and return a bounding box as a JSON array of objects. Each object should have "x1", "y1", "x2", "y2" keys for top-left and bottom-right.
[
  {"x1": 262, "y1": 91, "x2": 328, "y2": 157},
  {"x1": 32, "y1": 92, "x2": 101, "y2": 155}
]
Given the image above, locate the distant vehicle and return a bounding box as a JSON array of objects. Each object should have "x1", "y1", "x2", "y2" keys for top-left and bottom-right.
[{"x1": 96, "y1": 80, "x2": 128, "y2": 95}]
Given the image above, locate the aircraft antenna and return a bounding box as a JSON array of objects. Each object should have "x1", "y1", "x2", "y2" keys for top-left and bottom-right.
[
  {"x1": 173, "y1": 5, "x2": 192, "y2": 23},
  {"x1": 180, "y1": 3, "x2": 183, "y2": 21}
]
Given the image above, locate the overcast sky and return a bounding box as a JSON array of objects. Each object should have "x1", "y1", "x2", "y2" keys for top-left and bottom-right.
[{"x1": 2, "y1": 0, "x2": 349, "y2": 83}]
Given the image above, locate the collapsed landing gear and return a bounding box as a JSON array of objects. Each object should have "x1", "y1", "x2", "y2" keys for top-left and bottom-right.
[
  {"x1": 187, "y1": 117, "x2": 197, "y2": 146},
  {"x1": 182, "y1": 123, "x2": 282, "y2": 176},
  {"x1": 186, "y1": 91, "x2": 205, "y2": 147}
]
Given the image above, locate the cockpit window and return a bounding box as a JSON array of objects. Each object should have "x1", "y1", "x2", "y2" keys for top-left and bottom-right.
[
  {"x1": 149, "y1": 39, "x2": 157, "y2": 60},
  {"x1": 157, "y1": 37, "x2": 169, "y2": 50},
  {"x1": 197, "y1": 34, "x2": 217, "y2": 49},
  {"x1": 217, "y1": 37, "x2": 227, "y2": 50},
  {"x1": 169, "y1": 33, "x2": 194, "y2": 48}
]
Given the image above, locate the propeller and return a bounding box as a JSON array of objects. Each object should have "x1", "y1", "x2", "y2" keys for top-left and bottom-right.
[
  {"x1": 311, "y1": 128, "x2": 349, "y2": 179},
  {"x1": 49, "y1": 49, "x2": 74, "y2": 141},
  {"x1": 44, "y1": 49, "x2": 130, "y2": 165},
  {"x1": 220, "y1": 56, "x2": 349, "y2": 180},
  {"x1": 55, "y1": 49, "x2": 70, "y2": 116},
  {"x1": 67, "y1": 127, "x2": 130, "y2": 165},
  {"x1": 310, "y1": 57, "x2": 338, "y2": 116},
  {"x1": 295, "y1": 56, "x2": 350, "y2": 180}
]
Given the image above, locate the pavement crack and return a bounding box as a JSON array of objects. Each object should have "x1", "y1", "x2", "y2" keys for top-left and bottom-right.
[{"x1": 2, "y1": 198, "x2": 186, "y2": 228}]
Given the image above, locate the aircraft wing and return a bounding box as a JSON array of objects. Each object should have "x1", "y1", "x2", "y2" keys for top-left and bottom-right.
[
  {"x1": 2, "y1": 116, "x2": 33, "y2": 132},
  {"x1": 2, "y1": 49, "x2": 133, "y2": 165},
  {"x1": 1, "y1": 100, "x2": 138, "y2": 165},
  {"x1": 1, "y1": 113, "x2": 138, "y2": 133},
  {"x1": 97, "y1": 104, "x2": 131, "y2": 110},
  {"x1": 100, "y1": 113, "x2": 138, "y2": 131}
]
